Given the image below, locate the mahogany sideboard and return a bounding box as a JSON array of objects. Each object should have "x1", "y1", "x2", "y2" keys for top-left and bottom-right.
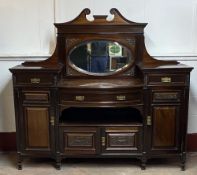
[{"x1": 10, "y1": 9, "x2": 193, "y2": 170}]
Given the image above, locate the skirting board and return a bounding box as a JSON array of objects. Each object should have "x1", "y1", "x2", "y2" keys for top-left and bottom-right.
[
  {"x1": 0, "y1": 133, "x2": 16, "y2": 151},
  {"x1": 0, "y1": 132, "x2": 197, "y2": 152}
]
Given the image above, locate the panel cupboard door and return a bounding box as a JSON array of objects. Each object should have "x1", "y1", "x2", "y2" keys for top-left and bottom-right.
[
  {"x1": 101, "y1": 126, "x2": 142, "y2": 154},
  {"x1": 151, "y1": 105, "x2": 180, "y2": 153},
  {"x1": 21, "y1": 106, "x2": 53, "y2": 154},
  {"x1": 59, "y1": 127, "x2": 99, "y2": 155}
]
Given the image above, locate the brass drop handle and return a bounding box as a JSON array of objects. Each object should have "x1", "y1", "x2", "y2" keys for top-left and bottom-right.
[
  {"x1": 161, "y1": 77, "x2": 171, "y2": 83},
  {"x1": 101, "y1": 136, "x2": 105, "y2": 146},
  {"x1": 50, "y1": 116, "x2": 55, "y2": 126},
  {"x1": 116, "y1": 95, "x2": 126, "y2": 101},
  {"x1": 147, "y1": 116, "x2": 152, "y2": 126},
  {"x1": 75, "y1": 96, "x2": 85, "y2": 101},
  {"x1": 30, "y1": 78, "x2": 40, "y2": 84}
]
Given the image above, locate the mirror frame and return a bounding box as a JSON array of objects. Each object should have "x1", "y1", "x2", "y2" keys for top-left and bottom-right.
[{"x1": 68, "y1": 39, "x2": 135, "y2": 76}]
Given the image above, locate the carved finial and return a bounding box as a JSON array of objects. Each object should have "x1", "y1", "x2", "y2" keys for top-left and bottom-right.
[
  {"x1": 110, "y1": 8, "x2": 119, "y2": 15},
  {"x1": 82, "y1": 8, "x2": 91, "y2": 16},
  {"x1": 71, "y1": 8, "x2": 91, "y2": 24},
  {"x1": 109, "y1": 8, "x2": 134, "y2": 24}
]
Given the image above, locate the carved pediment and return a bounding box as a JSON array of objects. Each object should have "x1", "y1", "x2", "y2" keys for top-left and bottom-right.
[
  {"x1": 23, "y1": 8, "x2": 179, "y2": 68},
  {"x1": 55, "y1": 8, "x2": 147, "y2": 27}
]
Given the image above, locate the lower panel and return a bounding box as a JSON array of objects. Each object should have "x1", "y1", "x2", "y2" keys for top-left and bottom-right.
[
  {"x1": 23, "y1": 107, "x2": 50, "y2": 149},
  {"x1": 0, "y1": 133, "x2": 196, "y2": 152},
  {"x1": 102, "y1": 126, "x2": 142, "y2": 153},
  {"x1": 60, "y1": 127, "x2": 98, "y2": 155},
  {"x1": 151, "y1": 105, "x2": 180, "y2": 151}
]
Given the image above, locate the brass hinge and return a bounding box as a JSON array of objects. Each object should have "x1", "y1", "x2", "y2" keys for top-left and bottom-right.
[
  {"x1": 147, "y1": 116, "x2": 152, "y2": 126},
  {"x1": 50, "y1": 116, "x2": 55, "y2": 126},
  {"x1": 101, "y1": 136, "x2": 105, "y2": 146}
]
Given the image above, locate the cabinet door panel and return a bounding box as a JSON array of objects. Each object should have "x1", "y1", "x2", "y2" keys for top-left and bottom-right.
[
  {"x1": 152, "y1": 106, "x2": 179, "y2": 150},
  {"x1": 60, "y1": 127, "x2": 98, "y2": 155},
  {"x1": 102, "y1": 127, "x2": 142, "y2": 153},
  {"x1": 108, "y1": 133, "x2": 135, "y2": 147},
  {"x1": 24, "y1": 107, "x2": 50, "y2": 149}
]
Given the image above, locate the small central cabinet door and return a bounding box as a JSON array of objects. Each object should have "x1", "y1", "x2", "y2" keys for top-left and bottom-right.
[
  {"x1": 151, "y1": 105, "x2": 180, "y2": 151},
  {"x1": 102, "y1": 127, "x2": 142, "y2": 153},
  {"x1": 23, "y1": 107, "x2": 51, "y2": 151},
  {"x1": 60, "y1": 127, "x2": 98, "y2": 155}
]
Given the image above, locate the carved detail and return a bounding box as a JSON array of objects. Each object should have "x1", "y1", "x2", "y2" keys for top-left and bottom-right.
[
  {"x1": 24, "y1": 92, "x2": 49, "y2": 101},
  {"x1": 66, "y1": 38, "x2": 82, "y2": 49},
  {"x1": 108, "y1": 133, "x2": 135, "y2": 147},
  {"x1": 141, "y1": 152, "x2": 147, "y2": 170},
  {"x1": 153, "y1": 92, "x2": 179, "y2": 100},
  {"x1": 67, "y1": 134, "x2": 93, "y2": 147},
  {"x1": 56, "y1": 8, "x2": 147, "y2": 26},
  {"x1": 66, "y1": 38, "x2": 136, "y2": 51},
  {"x1": 109, "y1": 135, "x2": 135, "y2": 146},
  {"x1": 125, "y1": 38, "x2": 136, "y2": 45},
  {"x1": 17, "y1": 152, "x2": 23, "y2": 170},
  {"x1": 180, "y1": 152, "x2": 186, "y2": 171},
  {"x1": 55, "y1": 152, "x2": 61, "y2": 170}
]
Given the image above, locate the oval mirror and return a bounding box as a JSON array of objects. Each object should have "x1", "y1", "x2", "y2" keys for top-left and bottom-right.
[{"x1": 69, "y1": 40, "x2": 133, "y2": 75}]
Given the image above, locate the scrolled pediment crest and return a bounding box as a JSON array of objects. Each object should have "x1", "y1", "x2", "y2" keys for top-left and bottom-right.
[{"x1": 57, "y1": 8, "x2": 146, "y2": 26}]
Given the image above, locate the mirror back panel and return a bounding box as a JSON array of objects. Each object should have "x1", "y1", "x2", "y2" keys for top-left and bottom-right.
[
  {"x1": 68, "y1": 39, "x2": 136, "y2": 76},
  {"x1": 53, "y1": 8, "x2": 148, "y2": 77}
]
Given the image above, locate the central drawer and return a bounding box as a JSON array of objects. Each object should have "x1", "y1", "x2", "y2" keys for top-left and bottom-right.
[{"x1": 59, "y1": 89, "x2": 143, "y2": 105}]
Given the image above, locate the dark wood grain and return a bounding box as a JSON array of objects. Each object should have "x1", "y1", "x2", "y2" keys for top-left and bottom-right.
[
  {"x1": 24, "y1": 107, "x2": 50, "y2": 148},
  {"x1": 9, "y1": 8, "x2": 193, "y2": 170},
  {"x1": 152, "y1": 106, "x2": 178, "y2": 148}
]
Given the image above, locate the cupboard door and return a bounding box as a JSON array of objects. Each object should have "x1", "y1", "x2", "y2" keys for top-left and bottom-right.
[
  {"x1": 60, "y1": 127, "x2": 98, "y2": 155},
  {"x1": 102, "y1": 127, "x2": 142, "y2": 153},
  {"x1": 22, "y1": 107, "x2": 51, "y2": 151},
  {"x1": 151, "y1": 105, "x2": 180, "y2": 151}
]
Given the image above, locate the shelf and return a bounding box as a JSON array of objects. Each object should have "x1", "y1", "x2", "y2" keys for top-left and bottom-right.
[{"x1": 59, "y1": 107, "x2": 143, "y2": 125}]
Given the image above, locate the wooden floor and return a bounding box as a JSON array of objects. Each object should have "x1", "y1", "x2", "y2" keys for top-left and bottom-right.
[{"x1": 0, "y1": 152, "x2": 197, "y2": 175}]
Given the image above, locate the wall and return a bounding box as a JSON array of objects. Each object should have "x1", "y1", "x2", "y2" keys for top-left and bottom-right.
[{"x1": 0, "y1": 0, "x2": 197, "y2": 134}]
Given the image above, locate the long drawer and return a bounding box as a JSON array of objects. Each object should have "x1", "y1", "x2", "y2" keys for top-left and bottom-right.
[{"x1": 59, "y1": 89, "x2": 143, "y2": 105}]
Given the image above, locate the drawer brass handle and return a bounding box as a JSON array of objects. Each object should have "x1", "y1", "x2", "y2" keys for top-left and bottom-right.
[
  {"x1": 161, "y1": 77, "x2": 171, "y2": 83},
  {"x1": 50, "y1": 116, "x2": 55, "y2": 126},
  {"x1": 30, "y1": 78, "x2": 40, "y2": 84},
  {"x1": 75, "y1": 96, "x2": 85, "y2": 101},
  {"x1": 101, "y1": 136, "x2": 105, "y2": 146},
  {"x1": 147, "y1": 116, "x2": 152, "y2": 126},
  {"x1": 116, "y1": 95, "x2": 126, "y2": 101}
]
